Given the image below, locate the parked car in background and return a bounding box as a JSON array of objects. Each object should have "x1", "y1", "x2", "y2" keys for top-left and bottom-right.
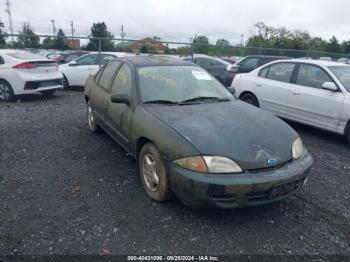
[
  {"x1": 51, "y1": 51, "x2": 89, "y2": 65},
  {"x1": 183, "y1": 54, "x2": 236, "y2": 87},
  {"x1": 232, "y1": 59, "x2": 350, "y2": 144},
  {"x1": 59, "y1": 52, "x2": 132, "y2": 88},
  {"x1": 84, "y1": 56, "x2": 313, "y2": 208},
  {"x1": 0, "y1": 50, "x2": 63, "y2": 102},
  {"x1": 319, "y1": 57, "x2": 332, "y2": 61},
  {"x1": 231, "y1": 55, "x2": 291, "y2": 75},
  {"x1": 221, "y1": 57, "x2": 238, "y2": 64},
  {"x1": 337, "y1": 57, "x2": 350, "y2": 64}
]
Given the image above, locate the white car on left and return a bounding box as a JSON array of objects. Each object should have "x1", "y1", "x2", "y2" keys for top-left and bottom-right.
[{"x1": 0, "y1": 50, "x2": 63, "y2": 102}]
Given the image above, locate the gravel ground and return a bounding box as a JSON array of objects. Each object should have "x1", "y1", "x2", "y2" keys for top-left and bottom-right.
[{"x1": 0, "y1": 90, "x2": 350, "y2": 256}]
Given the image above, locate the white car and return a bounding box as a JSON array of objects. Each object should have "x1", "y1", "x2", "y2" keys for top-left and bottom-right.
[
  {"x1": 0, "y1": 50, "x2": 63, "y2": 102},
  {"x1": 232, "y1": 59, "x2": 350, "y2": 143},
  {"x1": 59, "y1": 52, "x2": 133, "y2": 88}
]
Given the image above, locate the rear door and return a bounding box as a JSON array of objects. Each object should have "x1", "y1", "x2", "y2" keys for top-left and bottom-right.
[
  {"x1": 253, "y1": 62, "x2": 296, "y2": 117},
  {"x1": 67, "y1": 54, "x2": 98, "y2": 86},
  {"x1": 89, "y1": 61, "x2": 121, "y2": 123},
  {"x1": 106, "y1": 63, "x2": 134, "y2": 146},
  {"x1": 286, "y1": 63, "x2": 344, "y2": 131}
]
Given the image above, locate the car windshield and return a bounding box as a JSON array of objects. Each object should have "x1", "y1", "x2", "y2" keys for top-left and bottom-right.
[
  {"x1": 328, "y1": 66, "x2": 350, "y2": 92},
  {"x1": 137, "y1": 65, "x2": 232, "y2": 103}
]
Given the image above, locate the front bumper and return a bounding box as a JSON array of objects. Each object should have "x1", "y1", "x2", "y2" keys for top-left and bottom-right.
[{"x1": 170, "y1": 151, "x2": 313, "y2": 208}]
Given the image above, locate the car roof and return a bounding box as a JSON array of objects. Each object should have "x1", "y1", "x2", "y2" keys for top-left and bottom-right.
[
  {"x1": 244, "y1": 55, "x2": 292, "y2": 59},
  {"x1": 119, "y1": 56, "x2": 194, "y2": 67},
  {"x1": 291, "y1": 59, "x2": 350, "y2": 67}
]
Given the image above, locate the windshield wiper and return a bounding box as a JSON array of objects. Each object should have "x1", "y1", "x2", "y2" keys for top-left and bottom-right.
[
  {"x1": 143, "y1": 100, "x2": 178, "y2": 105},
  {"x1": 178, "y1": 96, "x2": 231, "y2": 105}
]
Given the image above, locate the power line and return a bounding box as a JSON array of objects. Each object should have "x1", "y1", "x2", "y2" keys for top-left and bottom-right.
[{"x1": 5, "y1": 0, "x2": 14, "y2": 43}]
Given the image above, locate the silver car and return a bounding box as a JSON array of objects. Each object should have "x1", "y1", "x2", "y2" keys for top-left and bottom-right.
[{"x1": 232, "y1": 59, "x2": 350, "y2": 144}]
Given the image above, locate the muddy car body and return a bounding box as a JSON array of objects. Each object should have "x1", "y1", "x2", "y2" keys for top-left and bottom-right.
[{"x1": 84, "y1": 56, "x2": 313, "y2": 208}]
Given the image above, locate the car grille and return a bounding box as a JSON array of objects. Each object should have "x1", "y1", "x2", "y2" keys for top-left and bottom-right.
[{"x1": 24, "y1": 78, "x2": 63, "y2": 90}]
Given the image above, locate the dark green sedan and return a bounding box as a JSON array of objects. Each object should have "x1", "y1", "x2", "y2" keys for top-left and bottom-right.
[{"x1": 84, "y1": 56, "x2": 313, "y2": 208}]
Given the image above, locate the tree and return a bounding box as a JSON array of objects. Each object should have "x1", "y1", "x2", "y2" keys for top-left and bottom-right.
[
  {"x1": 84, "y1": 22, "x2": 114, "y2": 51},
  {"x1": 16, "y1": 23, "x2": 40, "y2": 48},
  {"x1": 325, "y1": 36, "x2": 341, "y2": 53},
  {"x1": 140, "y1": 44, "x2": 149, "y2": 53},
  {"x1": 54, "y1": 28, "x2": 67, "y2": 50},
  {"x1": 0, "y1": 28, "x2": 6, "y2": 48},
  {"x1": 193, "y1": 35, "x2": 209, "y2": 54},
  {"x1": 42, "y1": 37, "x2": 54, "y2": 49},
  {"x1": 216, "y1": 39, "x2": 230, "y2": 47}
]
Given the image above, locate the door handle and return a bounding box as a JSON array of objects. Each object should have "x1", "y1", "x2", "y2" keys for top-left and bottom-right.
[
  {"x1": 256, "y1": 84, "x2": 262, "y2": 87},
  {"x1": 292, "y1": 91, "x2": 301, "y2": 95}
]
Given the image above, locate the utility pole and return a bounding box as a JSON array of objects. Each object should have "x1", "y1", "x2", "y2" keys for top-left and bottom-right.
[
  {"x1": 120, "y1": 25, "x2": 126, "y2": 49},
  {"x1": 50, "y1": 19, "x2": 56, "y2": 37},
  {"x1": 70, "y1": 20, "x2": 75, "y2": 39},
  {"x1": 240, "y1": 34, "x2": 244, "y2": 47},
  {"x1": 5, "y1": 0, "x2": 14, "y2": 43}
]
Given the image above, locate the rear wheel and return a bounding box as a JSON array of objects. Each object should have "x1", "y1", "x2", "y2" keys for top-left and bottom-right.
[
  {"x1": 62, "y1": 75, "x2": 69, "y2": 89},
  {"x1": 240, "y1": 93, "x2": 259, "y2": 107},
  {"x1": 0, "y1": 80, "x2": 16, "y2": 102},
  {"x1": 139, "y1": 143, "x2": 171, "y2": 202}
]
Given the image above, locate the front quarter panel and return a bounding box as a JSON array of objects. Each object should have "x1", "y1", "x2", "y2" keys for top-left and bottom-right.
[
  {"x1": 130, "y1": 106, "x2": 201, "y2": 168},
  {"x1": 338, "y1": 94, "x2": 350, "y2": 134}
]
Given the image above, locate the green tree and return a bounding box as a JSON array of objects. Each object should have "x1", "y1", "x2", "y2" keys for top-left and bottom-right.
[
  {"x1": 193, "y1": 35, "x2": 209, "y2": 54},
  {"x1": 0, "y1": 28, "x2": 6, "y2": 48},
  {"x1": 140, "y1": 44, "x2": 149, "y2": 53},
  {"x1": 216, "y1": 38, "x2": 230, "y2": 47},
  {"x1": 41, "y1": 37, "x2": 54, "y2": 49},
  {"x1": 54, "y1": 28, "x2": 67, "y2": 50},
  {"x1": 84, "y1": 22, "x2": 114, "y2": 51},
  {"x1": 325, "y1": 36, "x2": 341, "y2": 53},
  {"x1": 16, "y1": 23, "x2": 40, "y2": 48}
]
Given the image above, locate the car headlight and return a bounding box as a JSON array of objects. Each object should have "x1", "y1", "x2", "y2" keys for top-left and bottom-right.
[
  {"x1": 175, "y1": 156, "x2": 242, "y2": 174},
  {"x1": 292, "y1": 137, "x2": 304, "y2": 159}
]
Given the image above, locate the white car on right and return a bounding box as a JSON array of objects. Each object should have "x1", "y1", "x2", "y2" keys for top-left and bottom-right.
[{"x1": 232, "y1": 59, "x2": 350, "y2": 144}]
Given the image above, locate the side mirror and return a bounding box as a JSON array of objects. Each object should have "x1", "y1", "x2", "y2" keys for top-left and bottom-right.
[
  {"x1": 69, "y1": 61, "x2": 78, "y2": 66},
  {"x1": 111, "y1": 94, "x2": 130, "y2": 105},
  {"x1": 321, "y1": 82, "x2": 338, "y2": 91}
]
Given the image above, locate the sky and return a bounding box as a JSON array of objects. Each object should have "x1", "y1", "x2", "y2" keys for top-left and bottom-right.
[{"x1": 0, "y1": 0, "x2": 349, "y2": 45}]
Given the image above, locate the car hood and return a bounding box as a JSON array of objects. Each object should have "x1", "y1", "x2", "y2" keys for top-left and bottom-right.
[{"x1": 144, "y1": 100, "x2": 299, "y2": 170}]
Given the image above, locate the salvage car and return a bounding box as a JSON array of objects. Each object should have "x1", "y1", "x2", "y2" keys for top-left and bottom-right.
[
  {"x1": 0, "y1": 50, "x2": 63, "y2": 102},
  {"x1": 232, "y1": 59, "x2": 350, "y2": 144},
  {"x1": 84, "y1": 56, "x2": 313, "y2": 208}
]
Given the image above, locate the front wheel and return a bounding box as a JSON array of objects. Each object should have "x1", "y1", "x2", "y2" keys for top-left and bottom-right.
[
  {"x1": 87, "y1": 102, "x2": 100, "y2": 133},
  {"x1": 240, "y1": 93, "x2": 259, "y2": 107},
  {"x1": 139, "y1": 143, "x2": 171, "y2": 202},
  {"x1": 0, "y1": 80, "x2": 16, "y2": 102},
  {"x1": 346, "y1": 126, "x2": 350, "y2": 145}
]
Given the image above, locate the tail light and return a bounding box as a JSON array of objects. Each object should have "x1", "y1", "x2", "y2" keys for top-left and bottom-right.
[{"x1": 13, "y1": 62, "x2": 37, "y2": 69}]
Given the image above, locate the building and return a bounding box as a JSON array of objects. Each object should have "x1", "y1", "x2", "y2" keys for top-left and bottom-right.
[
  {"x1": 119, "y1": 37, "x2": 166, "y2": 53},
  {"x1": 64, "y1": 39, "x2": 80, "y2": 49}
]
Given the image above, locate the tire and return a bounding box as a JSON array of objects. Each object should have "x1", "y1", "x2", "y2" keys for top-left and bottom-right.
[
  {"x1": 240, "y1": 93, "x2": 259, "y2": 107},
  {"x1": 41, "y1": 90, "x2": 55, "y2": 97},
  {"x1": 139, "y1": 143, "x2": 171, "y2": 202},
  {"x1": 87, "y1": 102, "x2": 100, "y2": 133},
  {"x1": 346, "y1": 125, "x2": 350, "y2": 145},
  {"x1": 62, "y1": 75, "x2": 69, "y2": 89},
  {"x1": 0, "y1": 79, "x2": 16, "y2": 102}
]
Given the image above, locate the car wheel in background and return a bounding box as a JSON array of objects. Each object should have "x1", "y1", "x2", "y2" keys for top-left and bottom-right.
[
  {"x1": 139, "y1": 143, "x2": 171, "y2": 202},
  {"x1": 41, "y1": 90, "x2": 55, "y2": 97},
  {"x1": 240, "y1": 93, "x2": 259, "y2": 107},
  {"x1": 62, "y1": 75, "x2": 69, "y2": 89},
  {"x1": 87, "y1": 102, "x2": 100, "y2": 133},
  {"x1": 0, "y1": 80, "x2": 16, "y2": 102}
]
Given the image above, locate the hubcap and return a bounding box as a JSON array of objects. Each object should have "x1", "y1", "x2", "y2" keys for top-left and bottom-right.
[
  {"x1": 87, "y1": 106, "x2": 94, "y2": 129},
  {"x1": 142, "y1": 154, "x2": 159, "y2": 192},
  {"x1": 0, "y1": 83, "x2": 10, "y2": 101}
]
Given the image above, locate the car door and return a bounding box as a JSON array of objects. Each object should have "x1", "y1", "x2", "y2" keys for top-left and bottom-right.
[
  {"x1": 89, "y1": 61, "x2": 121, "y2": 123},
  {"x1": 105, "y1": 63, "x2": 134, "y2": 146},
  {"x1": 253, "y1": 62, "x2": 296, "y2": 117},
  {"x1": 286, "y1": 63, "x2": 344, "y2": 131},
  {"x1": 67, "y1": 54, "x2": 99, "y2": 86},
  {"x1": 89, "y1": 54, "x2": 117, "y2": 76}
]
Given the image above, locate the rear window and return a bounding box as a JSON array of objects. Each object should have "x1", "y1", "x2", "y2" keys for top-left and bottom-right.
[{"x1": 7, "y1": 52, "x2": 45, "y2": 60}]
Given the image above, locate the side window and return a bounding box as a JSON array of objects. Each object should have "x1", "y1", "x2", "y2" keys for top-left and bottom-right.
[
  {"x1": 94, "y1": 65, "x2": 106, "y2": 83},
  {"x1": 76, "y1": 54, "x2": 98, "y2": 65},
  {"x1": 258, "y1": 66, "x2": 269, "y2": 78},
  {"x1": 266, "y1": 63, "x2": 295, "y2": 83},
  {"x1": 98, "y1": 61, "x2": 120, "y2": 90},
  {"x1": 96, "y1": 54, "x2": 117, "y2": 65},
  {"x1": 240, "y1": 58, "x2": 259, "y2": 68},
  {"x1": 0, "y1": 56, "x2": 4, "y2": 64},
  {"x1": 296, "y1": 64, "x2": 333, "y2": 89},
  {"x1": 111, "y1": 64, "x2": 132, "y2": 95}
]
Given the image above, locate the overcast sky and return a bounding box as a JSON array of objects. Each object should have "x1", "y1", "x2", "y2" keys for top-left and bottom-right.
[{"x1": 0, "y1": 0, "x2": 349, "y2": 45}]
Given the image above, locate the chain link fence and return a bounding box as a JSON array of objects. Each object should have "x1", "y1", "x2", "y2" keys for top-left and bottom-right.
[{"x1": 0, "y1": 33, "x2": 349, "y2": 103}]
